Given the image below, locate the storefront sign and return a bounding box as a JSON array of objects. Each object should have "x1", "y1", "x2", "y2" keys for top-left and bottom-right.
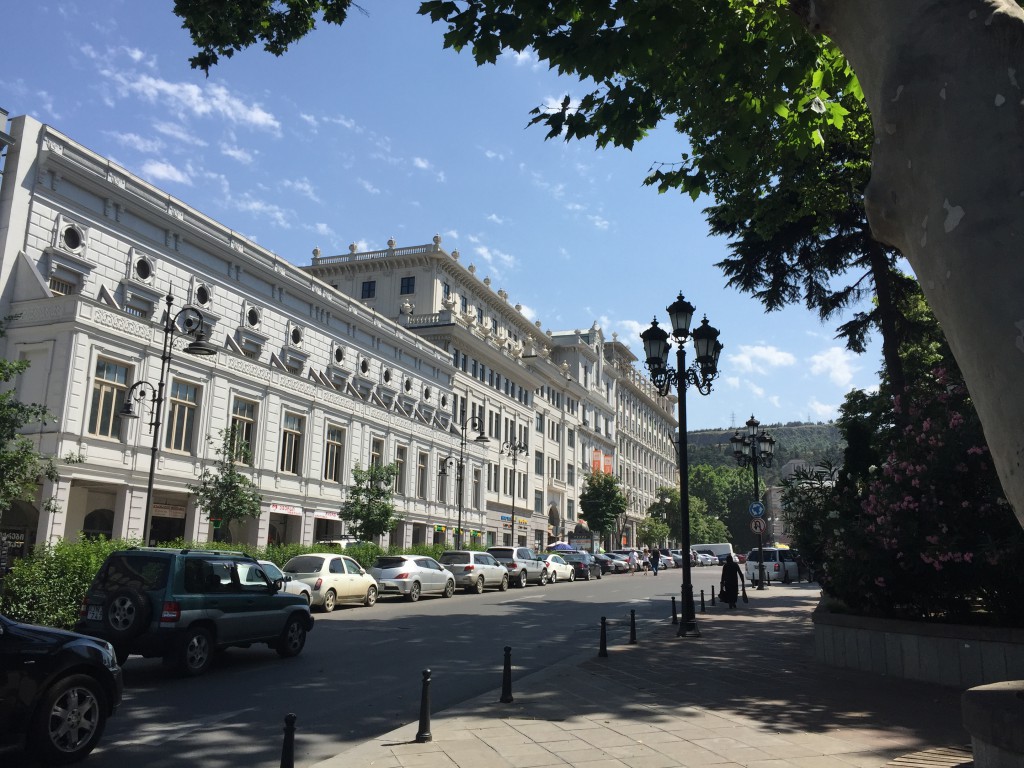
[
  {"x1": 269, "y1": 503, "x2": 303, "y2": 516},
  {"x1": 152, "y1": 503, "x2": 186, "y2": 519},
  {"x1": 313, "y1": 510, "x2": 340, "y2": 520}
]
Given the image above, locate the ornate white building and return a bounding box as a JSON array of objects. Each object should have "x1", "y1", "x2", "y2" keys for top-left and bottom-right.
[{"x1": 0, "y1": 111, "x2": 678, "y2": 559}]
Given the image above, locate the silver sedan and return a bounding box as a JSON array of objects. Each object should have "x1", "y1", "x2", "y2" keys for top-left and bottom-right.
[{"x1": 367, "y1": 555, "x2": 456, "y2": 602}]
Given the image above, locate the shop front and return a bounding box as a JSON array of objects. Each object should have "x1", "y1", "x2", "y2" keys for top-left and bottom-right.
[{"x1": 267, "y1": 502, "x2": 304, "y2": 546}]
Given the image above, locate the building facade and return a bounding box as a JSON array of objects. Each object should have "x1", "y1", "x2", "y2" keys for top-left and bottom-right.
[{"x1": 0, "y1": 113, "x2": 678, "y2": 557}]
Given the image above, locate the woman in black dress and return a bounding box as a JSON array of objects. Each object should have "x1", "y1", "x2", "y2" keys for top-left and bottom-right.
[{"x1": 720, "y1": 554, "x2": 743, "y2": 608}]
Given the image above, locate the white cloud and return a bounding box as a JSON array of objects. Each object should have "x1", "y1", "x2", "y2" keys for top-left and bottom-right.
[
  {"x1": 747, "y1": 382, "x2": 766, "y2": 398},
  {"x1": 483, "y1": 148, "x2": 505, "y2": 161},
  {"x1": 725, "y1": 376, "x2": 741, "y2": 389},
  {"x1": 220, "y1": 143, "x2": 253, "y2": 164},
  {"x1": 500, "y1": 48, "x2": 538, "y2": 67},
  {"x1": 152, "y1": 121, "x2": 207, "y2": 146},
  {"x1": 588, "y1": 214, "x2": 609, "y2": 230},
  {"x1": 413, "y1": 157, "x2": 431, "y2": 170},
  {"x1": 139, "y1": 159, "x2": 190, "y2": 185},
  {"x1": 727, "y1": 345, "x2": 797, "y2": 374},
  {"x1": 299, "y1": 113, "x2": 318, "y2": 129},
  {"x1": 444, "y1": 229, "x2": 459, "y2": 240},
  {"x1": 233, "y1": 195, "x2": 290, "y2": 228},
  {"x1": 564, "y1": 202, "x2": 584, "y2": 212},
  {"x1": 283, "y1": 177, "x2": 320, "y2": 203},
  {"x1": 486, "y1": 213, "x2": 505, "y2": 224},
  {"x1": 107, "y1": 131, "x2": 163, "y2": 153},
  {"x1": 312, "y1": 222, "x2": 336, "y2": 238},
  {"x1": 518, "y1": 303, "x2": 537, "y2": 322},
  {"x1": 768, "y1": 395, "x2": 782, "y2": 407},
  {"x1": 808, "y1": 346, "x2": 857, "y2": 386},
  {"x1": 358, "y1": 178, "x2": 381, "y2": 195},
  {"x1": 807, "y1": 398, "x2": 837, "y2": 419}
]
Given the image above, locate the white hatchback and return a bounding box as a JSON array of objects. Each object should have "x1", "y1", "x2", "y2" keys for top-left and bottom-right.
[{"x1": 282, "y1": 553, "x2": 379, "y2": 612}]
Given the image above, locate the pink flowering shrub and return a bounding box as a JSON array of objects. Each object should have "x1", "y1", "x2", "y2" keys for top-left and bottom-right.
[{"x1": 786, "y1": 368, "x2": 1024, "y2": 625}]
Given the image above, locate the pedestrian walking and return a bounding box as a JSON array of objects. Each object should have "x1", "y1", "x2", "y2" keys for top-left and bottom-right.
[
  {"x1": 650, "y1": 547, "x2": 661, "y2": 576},
  {"x1": 627, "y1": 549, "x2": 638, "y2": 575},
  {"x1": 641, "y1": 547, "x2": 651, "y2": 575},
  {"x1": 720, "y1": 553, "x2": 743, "y2": 608}
]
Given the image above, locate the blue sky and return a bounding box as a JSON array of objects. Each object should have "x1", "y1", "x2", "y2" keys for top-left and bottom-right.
[{"x1": 3, "y1": 1, "x2": 881, "y2": 430}]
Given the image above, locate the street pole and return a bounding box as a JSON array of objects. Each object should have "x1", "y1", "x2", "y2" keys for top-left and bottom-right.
[
  {"x1": 676, "y1": 342, "x2": 695, "y2": 636},
  {"x1": 751, "y1": 449, "x2": 765, "y2": 590},
  {"x1": 731, "y1": 415, "x2": 775, "y2": 590},
  {"x1": 441, "y1": 415, "x2": 489, "y2": 549}
]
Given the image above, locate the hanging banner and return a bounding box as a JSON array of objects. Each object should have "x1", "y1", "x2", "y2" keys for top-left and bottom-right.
[
  {"x1": 603, "y1": 454, "x2": 613, "y2": 474},
  {"x1": 591, "y1": 449, "x2": 602, "y2": 473}
]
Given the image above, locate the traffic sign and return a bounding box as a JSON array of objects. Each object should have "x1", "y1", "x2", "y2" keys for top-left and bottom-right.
[
  {"x1": 750, "y1": 517, "x2": 767, "y2": 534},
  {"x1": 749, "y1": 501, "x2": 765, "y2": 518}
]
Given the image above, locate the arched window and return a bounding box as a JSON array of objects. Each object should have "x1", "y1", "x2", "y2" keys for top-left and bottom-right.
[{"x1": 83, "y1": 508, "x2": 114, "y2": 540}]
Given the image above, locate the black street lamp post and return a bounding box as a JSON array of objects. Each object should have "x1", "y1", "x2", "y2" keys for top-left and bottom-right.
[
  {"x1": 731, "y1": 415, "x2": 776, "y2": 589},
  {"x1": 439, "y1": 414, "x2": 489, "y2": 549},
  {"x1": 119, "y1": 294, "x2": 216, "y2": 544},
  {"x1": 641, "y1": 293, "x2": 722, "y2": 637},
  {"x1": 501, "y1": 438, "x2": 529, "y2": 530}
]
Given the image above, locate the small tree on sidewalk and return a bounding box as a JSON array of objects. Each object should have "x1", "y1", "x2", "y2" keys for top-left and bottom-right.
[
  {"x1": 189, "y1": 428, "x2": 263, "y2": 541},
  {"x1": 579, "y1": 471, "x2": 627, "y2": 550},
  {"x1": 339, "y1": 463, "x2": 401, "y2": 541}
]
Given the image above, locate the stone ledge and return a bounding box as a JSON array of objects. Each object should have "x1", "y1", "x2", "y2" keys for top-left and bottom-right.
[{"x1": 962, "y1": 682, "x2": 1024, "y2": 755}]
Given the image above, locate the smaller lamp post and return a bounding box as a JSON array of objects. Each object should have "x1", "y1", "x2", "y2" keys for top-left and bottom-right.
[
  {"x1": 439, "y1": 414, "x2": 489, "y2": 548},
  {"x1": 500, "y1": 438, "x2": 529, "y2": 530},
  {"x1": 731, "y1": 414, "x2": 775, "y2": 589},
  {"x1": 119, "y1": 294, "x2": 216, "y2": 544},
  {"x1": 640, "y1": 293, "x2": 722, "y2": 637}
]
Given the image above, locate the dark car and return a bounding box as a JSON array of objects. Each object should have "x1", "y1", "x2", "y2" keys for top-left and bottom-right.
[
  {"x1": 562, "y1": 552, "x2": 602, "y2": 581},
  {"x1": 75, "y1": 547, "x2": 313, "y2": 676},
  {"x1": 1, "y1": 613, "x2": 123, "y2": 764}
]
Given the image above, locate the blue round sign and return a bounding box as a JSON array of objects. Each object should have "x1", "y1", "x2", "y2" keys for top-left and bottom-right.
[{"x1": 749, "y1": 501, "x2": 765, "y2": 518}]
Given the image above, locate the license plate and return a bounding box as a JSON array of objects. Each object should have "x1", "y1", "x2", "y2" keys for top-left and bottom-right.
[{"x1": 87, "y1": 605, "x2": 103, "y2": 621}]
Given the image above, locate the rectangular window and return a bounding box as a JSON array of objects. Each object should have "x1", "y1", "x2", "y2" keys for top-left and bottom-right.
[
  {"x1": 567, "y1": 465, "x2": 576, "y2": 485},
  {"x1": 460, "y1": 296, "x2": 468, "y2": 314},
  {"x1": 394, "y1": 445, "x2": 407, "y2": 495},
  {"x1": 476, "y1": 307, "x2": 484, "y2": 324},
  {"x1": 417, "y1": 452, "x2": 429, "y2": 499},
  {"x1": 323, "y1": 425, "x2": 346, "y2": 483},
  {"x1": 438, "y1": 463, "x2": 449, "y2": 503},
  {"x1": 370, "y1": 437, "x2": 384, "y2": 467},
  {"x1": 534, "y1": 490, "x2": 543, "y2": 515},
  {"x1": 279, "y1": 412, "x2": 304, "y2": 474},
  {"x1": 443, "y1": 282, "x2": 451, "y2": 300},
  {"x1": 231, "y1": 398, "x2": 257, "y2": 462},
  {"x1": 567, "y1": 499, "x2": 575, "y2": 519},
  {"x1": 534, "y1": 450, "x2": 544, "y2": 475},
  {"x1": 88, "y1": 358, "x2": 129, "y2": 438},
  {"x1": 568, "y1": 428, "x2": 575, "y2": 448},
  {"x1": 473, "y1": 468, "x2": 482, "y2": 510},
  {"x1": 165, "y1": 380, "x2": 199, "y2": 453},
  {"x1": 361, "y1": 280, "x2": 376, "y2": 299},
  {"x1": 535, "y1": 413, "x2": 544, "y2": 432},
  {"x1": 400, "y1": 276, "x2": 415, "y2": 294}
]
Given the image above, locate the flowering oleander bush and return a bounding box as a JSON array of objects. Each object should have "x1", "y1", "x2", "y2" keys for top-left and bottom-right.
[{"x1": 785, "y1": 368, "x2": 1024, "y2": 625}]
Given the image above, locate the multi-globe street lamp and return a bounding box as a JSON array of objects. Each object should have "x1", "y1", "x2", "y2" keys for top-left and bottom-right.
[
  {"x1": 641, "y1": 293, "x2": 722, "y2": 637},
  {"x1": 439, "y1": 414, "x2": 489, "y2": 549},
  {"x1": 731, "y1": 414, "x2": 776, "y2": 590},
  {"x1": 500, "y1": 438, "x2": 529, "y2": 530},
  {"x1": 118, "y1": 294, "x2": 217, "y2": 544}
]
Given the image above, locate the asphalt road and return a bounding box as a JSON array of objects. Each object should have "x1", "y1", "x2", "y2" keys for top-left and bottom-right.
[{"x1": 15, "y1": 564, "x2": 725, "y2": 768}]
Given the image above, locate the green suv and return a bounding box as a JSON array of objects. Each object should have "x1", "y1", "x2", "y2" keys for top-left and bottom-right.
[{"x1": 74, "y1": 547, "x2": 314, "y2": 676}]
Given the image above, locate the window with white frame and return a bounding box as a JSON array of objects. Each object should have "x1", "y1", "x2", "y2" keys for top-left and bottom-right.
[
  {"x1": 87, "y1": 359, "x2": 129, "y2": 439},
  {"x1": 231, "y1": 398, "x2": 257, "y2": 463},
  {"x1": 279, "y1": 412, "x2": 304, "y2": 474},
  {"x1": 394, "y1": 445, "x2": 407, "y2": 495},
  {"x1": 165, "y1": 380, "x2": 199, "y2": 453},
  {"x1": 323, "y1": 425, "x2": 346, "y2": 483},
  {"x1": 417, "y1": 451, "x2": 429, "y2": 499},
  {"x1": 370, "y1": 437, "x2": 384, "y2": 467}
]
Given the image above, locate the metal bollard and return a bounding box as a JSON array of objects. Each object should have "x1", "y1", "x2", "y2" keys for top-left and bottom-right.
[
  {"x1": 629, "y1": 609, "x2": 637, "y2": 644},
  {"x1": 415, "y1": 669, "x2": 432, "y2": 743},
  {"x1": 599, "y1": 616, "x2": 608, "y2": 657},
  {"x1": 700, "y1": 589, "x2": 706, "y2": 613},
  {"x1": 671, "y1": 596, "x2": 678, "y2": 625},
  {"x1": 280, "y1": 713, "x2": 296, "y2": 768},
  {"x1": 500, "y1": 646, "x2": 514, "y2": 703},
  {"x1": 710, "y1": 587, "x2": 716, "y2": 607}
]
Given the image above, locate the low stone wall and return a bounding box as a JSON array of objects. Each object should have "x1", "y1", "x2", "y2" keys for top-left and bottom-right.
[{"x1": 812, "y1": 606, "x2": 1024, "y2": 688}]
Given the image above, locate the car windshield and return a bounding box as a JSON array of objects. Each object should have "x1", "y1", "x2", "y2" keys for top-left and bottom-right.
[
  {"x1": 372, "y1": 556, "x2": 408, "y2": 569},
  {"x1": 439, "y1": 553, "x2": 469, "y2": 565},
  {"x1": 283, "y1": 555, "x2": 325, "y2": 573}
]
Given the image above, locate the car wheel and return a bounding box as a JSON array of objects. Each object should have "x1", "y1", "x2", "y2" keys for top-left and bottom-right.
[
  {"x1": 322, "y1": 589, "x2": 337, "y2": 613},
  {"x1": 30, "y1": 673, "x2": 108, "y2": 765},
  {"x1": 499, "y1": 574, "x2": 509, "y2": 592},
  {"x1": 568, "y1": 570, "x2": 576, "y2": 582},
  {"x1": 276, "y1": 615, "x2": 307, "y2": 658},
  {"x1": 549, "y1": 570, "x2": 558, "y2": 584},
  {"x1": 596, "y1": 569, "x2": 602, "y2": 580},
  {"x1": 584, "y1": 570, "x2": 591, "y2": 581},
  {"x1": 105, "y1": 587, "x2": 150, "y2": 639},
  {"x1": 302, "y1": 591, "x2": 311, "y2": 606},
  {"x1": 517, "y1": 571, "x2": 528, "y2": 588},
  {"x1": 177, "y1": 626, "x2": 214, "y2": 677},
  {"x1": 539, "y1": 570, "x2": 549, "y2": 586},
  {"x1": 364, "y1": 585, "x2": 378, "y2": 607},
  {"x1": 473, "y1": 576, "x2": 485, "y2": 594},
  {"x1": 407, "y1": 582, "x2": 422, "y2": 602}
]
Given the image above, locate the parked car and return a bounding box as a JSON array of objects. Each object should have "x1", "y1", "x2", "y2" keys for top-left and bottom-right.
[
  {"x1": 694, "y1": 551, "x2": 718, "y2": 567},
  {"x1": 563, "y1": 551, "x2": 603, "y2": 580},
  {"x1": 282, "y1": 553, "x2": 378, "y2": 612},
  {"x1": 367, "y1": 555, "x2": 456, "y2": 601},
  {"x1": 76, "y1": 547, "x2": 313, "y2": 676},
  {"x1": 257, "y1": 560, "x2": 311, "y2": 604},
  {"x1": 669, "y1": 550, "x2": 686, "y2": 568},
  {"x1": 744, "y1": 547, "x2": 800, "y2": 585},
  {"x1": 438, "y1": 550, "x2": 509, "y2": 593},
  {"x1": 656, "y1": 548, "x2": 676, "y2": 568},
  {"x1": 1, "y1": 613, "x2": 123, "y2": 764},
  {"x1": 599, "y1": 553, "x2": 630, "y2": 574},
  {"x1": 540, "y1": 553, "x2": 575, "y2": 582},
  {"x1": 486, "y1": 547, "x2": 549, "y2": 588}
]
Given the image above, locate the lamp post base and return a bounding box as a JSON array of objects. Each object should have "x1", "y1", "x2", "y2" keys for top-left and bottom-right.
[{"x1": 676, "y1": 584, "x2": 701, "y2": 638}]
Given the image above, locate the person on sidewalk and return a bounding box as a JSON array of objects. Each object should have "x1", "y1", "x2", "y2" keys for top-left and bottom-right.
[
  {"x1": 720, "y1": 553, "x2": 743, "y2": 608},
  {"x1": 627, "y1": 549, "x2": 638, "y2": 575},
  {"x1": 641, "y1": 547, "x2": 651, "y2": 575},
  {"x1": 650, "y1": 547, "x2": 661, "y2": 575}
]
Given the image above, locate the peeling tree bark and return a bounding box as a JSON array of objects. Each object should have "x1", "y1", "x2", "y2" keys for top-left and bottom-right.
[{"x1": 794, "y1": 0, "x2": 1024, "y2": 529}]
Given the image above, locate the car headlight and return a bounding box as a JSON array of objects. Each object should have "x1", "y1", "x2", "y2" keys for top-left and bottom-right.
[{"x1": 101, "y1": 640, "x2": 119, "y2": 669}]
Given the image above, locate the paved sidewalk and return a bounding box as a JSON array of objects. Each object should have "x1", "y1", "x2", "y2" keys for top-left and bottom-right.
[{"x1": 312, "y1": 584, "x2": 972, "y2": 768}]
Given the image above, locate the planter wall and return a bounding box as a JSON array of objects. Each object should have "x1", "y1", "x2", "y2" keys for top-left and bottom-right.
[{"x1": 812, "y1": 605, "x2": 1024, "y2": 688}]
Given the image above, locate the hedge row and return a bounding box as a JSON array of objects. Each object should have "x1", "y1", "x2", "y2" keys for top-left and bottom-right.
[{"x1": 0, "y1": 537, "x2": 470, "y2": 630}]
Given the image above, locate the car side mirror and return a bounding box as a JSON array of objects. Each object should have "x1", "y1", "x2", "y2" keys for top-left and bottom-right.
[
  {"x1": 359, "y1": 567, "x2": 367, "y2": 575},
  {"x1": 271, "y1": 578, "x2": 283, "y2": 593}
]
